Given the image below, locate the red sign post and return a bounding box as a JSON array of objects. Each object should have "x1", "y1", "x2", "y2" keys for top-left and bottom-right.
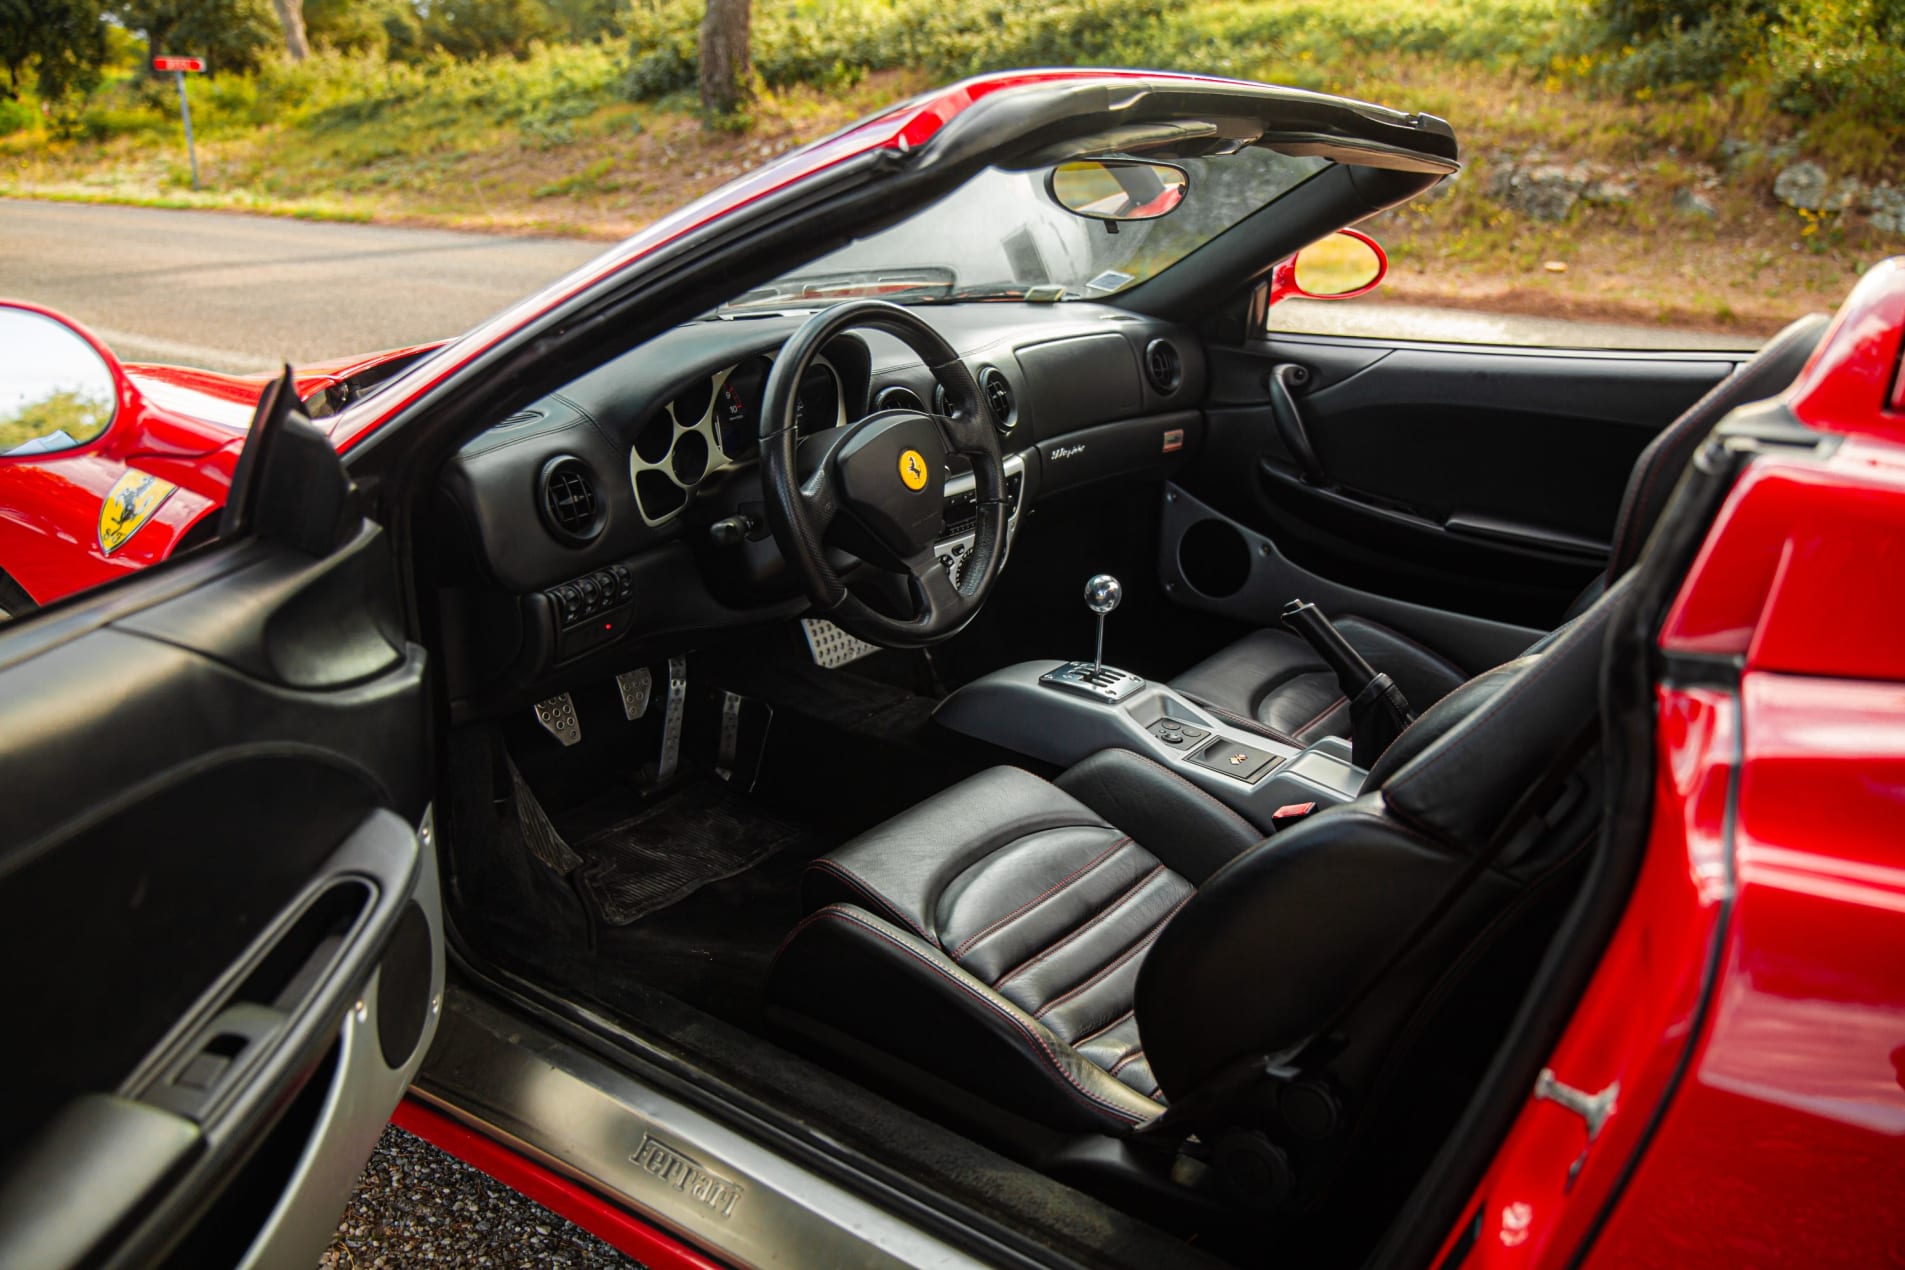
[{"x1": 153, "y1": 56, "x2": 206, "y2": 190}]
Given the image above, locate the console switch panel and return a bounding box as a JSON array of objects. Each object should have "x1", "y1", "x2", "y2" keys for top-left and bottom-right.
[{"x1": 1148, "y1": 718, "x2": 1211, "y2": 749}]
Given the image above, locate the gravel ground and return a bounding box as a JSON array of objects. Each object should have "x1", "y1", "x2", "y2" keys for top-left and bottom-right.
[{"x1": 322, "y1": 1126, "x2": 640, "y2": 1268}]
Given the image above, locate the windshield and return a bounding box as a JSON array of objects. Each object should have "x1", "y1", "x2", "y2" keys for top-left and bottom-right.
[{"x1": 723, "y1": 146, "x2": 1330, "y2": 311}]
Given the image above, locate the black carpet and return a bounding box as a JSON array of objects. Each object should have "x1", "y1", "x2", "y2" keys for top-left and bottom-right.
[{"x1": 574, "y1": 780, "x2": 807, "y2": 926}]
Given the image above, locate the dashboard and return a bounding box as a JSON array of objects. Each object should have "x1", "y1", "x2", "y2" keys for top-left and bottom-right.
[{"x1": 437, "y1": 302, "x2": 1209, "y2": 715}]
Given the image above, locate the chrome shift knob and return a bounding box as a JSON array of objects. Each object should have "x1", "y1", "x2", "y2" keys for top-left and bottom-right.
[
  {"x1": 1084, "y1": 574, "x2": 1123, "y2": 616},
  {"x1": 1084, "y1": 574, "x2": 1121, "y2": 674}
]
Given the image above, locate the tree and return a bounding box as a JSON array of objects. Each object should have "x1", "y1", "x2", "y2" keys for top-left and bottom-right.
[
  {"x1": 422, "y1": 0, "x2": 556, "y2": 60},
  {"x1": 697, "y1": 0, "x2": 750, "y2": 117},
  {"x1": 269, "y1": 0, "x2": 309, "y2": 60},
  {"x1": 0, "y1": 0, "x2": 108, "y2": 101},
  {"x1": 112, "y1": 0, "x2": 279, "y2": 75}
]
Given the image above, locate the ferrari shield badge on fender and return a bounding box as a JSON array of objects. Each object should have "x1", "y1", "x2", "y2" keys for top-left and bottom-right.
[
  {"x1": 98, "y1": 469, "x2": 178, "y2": 555},
  {"x1": 898, "y1": 448, "x2": 929, "y2": 492}
]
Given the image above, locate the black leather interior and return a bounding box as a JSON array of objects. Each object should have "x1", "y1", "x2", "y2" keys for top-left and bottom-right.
[
  {"x1": 773, "y1": 760, "x2": 1258, "y2": 1132},
  {"x1": 1170, "y1": 314, "x2": 1828, "y2": 742},
  {"x1": 772, "y1": 570, "x2": 1628, "y2": 1201},
  {"x1": 1171, "y1": 616, "x2": 1472, "y2": 743}
]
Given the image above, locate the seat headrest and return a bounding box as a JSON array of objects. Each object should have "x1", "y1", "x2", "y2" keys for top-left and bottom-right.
[
  {"x1": 1377, "y1": 574, "x2": 1630, "y2": 846},
  {"x1": 1605, "y1": 312, "x2": 1830, "y2": 582}
]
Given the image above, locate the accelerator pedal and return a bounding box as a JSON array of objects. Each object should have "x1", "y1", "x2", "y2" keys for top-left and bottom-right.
[{"x1": 802, "y1": 618, "x2": 879, "y2": 670}]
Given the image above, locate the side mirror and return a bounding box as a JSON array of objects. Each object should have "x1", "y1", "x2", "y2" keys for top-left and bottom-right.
[
  {"x1": 1047, "y1": 158, "x2": 1189, "y2": 223},
  {"x1": 0, "y1": 305, "x2": 129, "y2": 460},
  {"x1": 1267, "y1": 229, "x2": 1388, "y2": 307}
]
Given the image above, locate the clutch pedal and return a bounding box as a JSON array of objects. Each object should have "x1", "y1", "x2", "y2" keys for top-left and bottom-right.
[{"x1": 532, "y1": 692, "x2": 581, "y2": 746}]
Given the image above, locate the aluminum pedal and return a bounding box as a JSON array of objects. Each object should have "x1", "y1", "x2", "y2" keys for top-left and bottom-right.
[
  {"x1": 532, "y1": 692, "x2": 581, "y2": 747},
  {"x1": 616, "y1": 667, "x2": 653, "y2": 720},
  {"x1": 802, "y1": 617, "x2": 879, "y2": 669},
  {"x1": 656, "y1": 655, "x2": 687, "y2": 784}
]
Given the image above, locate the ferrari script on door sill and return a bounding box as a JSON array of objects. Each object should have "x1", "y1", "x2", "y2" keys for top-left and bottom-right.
[{"x1": 632, "y1": 1133, "x2": 746, "y2": 1220}]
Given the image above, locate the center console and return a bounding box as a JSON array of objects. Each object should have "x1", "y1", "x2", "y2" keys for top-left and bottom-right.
[
  {"x1": 935, "y1": 663, "x2": 1364, "y2": 830},
  {"x1": 933, "y1": 574, "x2": 1367, "y2": 830}
]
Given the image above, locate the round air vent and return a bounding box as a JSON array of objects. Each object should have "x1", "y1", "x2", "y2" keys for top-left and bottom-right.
[
  {"x1": 978, "y1": 366, "x2": 1017, "y2": 433},
  {"x1": 538, "y1": 455, "x2": 605, "y2": 545},
  {"x1": 1145, "y1": 338, "x2": 1184, "y2": 395},
  {"x1": 875, "y1": 385, "x2": 925, "y2": 413}
]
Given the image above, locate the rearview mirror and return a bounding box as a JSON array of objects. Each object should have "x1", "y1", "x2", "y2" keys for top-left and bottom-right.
[
  {"x1": 0, "y1": 307, "x2": 122, "y2": 459},
  {"x1": 1047, "y1": 159, "x2": 1189, "y2": 223},
  {"x1": 1268, "y1": 229, "x2": 1388, "y2": 306}
]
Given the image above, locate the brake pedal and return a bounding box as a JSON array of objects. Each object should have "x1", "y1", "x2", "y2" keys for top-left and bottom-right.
[
  {"x1": 656, "y1": 655, "x2": 687, "y2": 784},
  {"x1": 616, "y1": 667, "x2": 653, "y2": 720},
  {"x1": 533, "y1": 692, "x2": 581, "y2": 747}
]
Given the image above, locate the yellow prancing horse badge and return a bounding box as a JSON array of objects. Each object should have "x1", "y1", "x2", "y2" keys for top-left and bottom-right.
[
  {"x1": 98, "y1": 469, "x2": 178, "y2": 555},
  {"x1": 898, "y1": 448, "x2": 929, "y2": 492}
]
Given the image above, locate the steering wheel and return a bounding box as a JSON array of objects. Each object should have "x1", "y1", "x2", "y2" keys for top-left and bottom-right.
[{"x1": 759, "y1": 300, "x2": 1008, "y2": 649}]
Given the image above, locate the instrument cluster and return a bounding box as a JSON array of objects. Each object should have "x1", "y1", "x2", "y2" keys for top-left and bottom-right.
[{"x1": 629, "y1": 354, "x2": 845, "y2": 527}]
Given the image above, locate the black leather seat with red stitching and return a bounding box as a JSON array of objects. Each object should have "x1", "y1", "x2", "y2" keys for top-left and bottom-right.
[
  {"x1": 768, "y1": 574, "x2": 1627, "y2": 1148},
  {"x1": 773, "y1": 750, "x2": 1263, "y2": 1132},
  {"x1": 1170, "y1": 312, "x2": 1829, "y2": 740}
]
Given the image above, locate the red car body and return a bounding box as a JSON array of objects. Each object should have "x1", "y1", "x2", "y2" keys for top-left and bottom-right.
[
  {"x1": 0, "y1": 308, "x2": 436, "y2": 608},
  {"x1": 4, "y1": 67, "x2": 1902, "y2": 1268}
]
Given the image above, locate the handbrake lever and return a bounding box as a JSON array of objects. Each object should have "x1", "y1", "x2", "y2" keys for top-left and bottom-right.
[{"x1": 1280, "y1": 599, "x2": 1414, "y2": 768}]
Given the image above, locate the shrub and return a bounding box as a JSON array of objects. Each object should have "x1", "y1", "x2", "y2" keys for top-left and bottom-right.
[
  {"x1": 0, "y1": 97, "x2": 35, "y2": 137},
  {"x1": 1576, "y1": 0, "x2": 1905, "y2": 122}
]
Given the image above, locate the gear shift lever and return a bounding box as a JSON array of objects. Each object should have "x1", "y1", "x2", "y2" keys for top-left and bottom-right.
[
  {"x1": 1084, "y1": 573, "x2": 1122, "y2": 674},
  {"x1": 1039, "y1": 574, "x2": 1144, "y2": 702}
]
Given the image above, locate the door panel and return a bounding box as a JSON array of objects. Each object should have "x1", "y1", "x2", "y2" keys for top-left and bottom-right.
[
  {"x1": 1185, "y1": 334, "x2": 1740, "y2": 625},
  {"x1": 0, "y1": 523, "x2": 440, "y2": 1268}
]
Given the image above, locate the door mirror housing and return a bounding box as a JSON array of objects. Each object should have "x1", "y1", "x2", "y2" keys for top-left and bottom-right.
[
  {"x1": 1046, "y1": 159, "x2": 1189, "y2": 223},
  {"x1": 1267, "y1": 229, "x2": 1388, "y2": 306},
  {"x1": 0, "y1": 306, "x2": 129, "y2": 460}
]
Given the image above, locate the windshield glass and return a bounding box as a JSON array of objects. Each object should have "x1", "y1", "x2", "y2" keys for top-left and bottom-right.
[{"x1": 723, "y1": 146, "x2": 1330, "y2": 311}]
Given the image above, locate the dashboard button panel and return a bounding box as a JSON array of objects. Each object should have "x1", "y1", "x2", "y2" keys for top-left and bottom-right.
[{"x1": 548, "y1": 565, "x2": 634, "y2": 660}]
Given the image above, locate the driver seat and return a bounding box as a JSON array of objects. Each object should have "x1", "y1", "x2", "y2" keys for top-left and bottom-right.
[
  {"x1": 769, "y1": 572, "x2": 1626, "y2": 1178},
  {"x1": 1170, "y1": 312, "x2": 1829, "y2": 742}
]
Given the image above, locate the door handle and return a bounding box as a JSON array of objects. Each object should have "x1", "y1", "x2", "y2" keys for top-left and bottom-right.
[{"x1": 1266, "y1": 363, "x2": 1328, "y2": 484}]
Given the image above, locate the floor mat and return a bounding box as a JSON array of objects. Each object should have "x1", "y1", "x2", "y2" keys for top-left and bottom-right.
[{"x1": 574, "y1": 782, "x2": 806, "y2": 926}]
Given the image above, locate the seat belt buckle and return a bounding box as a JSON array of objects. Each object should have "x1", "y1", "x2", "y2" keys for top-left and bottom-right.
[{"x1": 1271, "y1": 801, "x2": 1318, "y2": 830}]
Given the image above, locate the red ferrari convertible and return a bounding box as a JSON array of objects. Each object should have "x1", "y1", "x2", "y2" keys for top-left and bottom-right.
[{"x1": 1, "y1": 69, "x2": 1901, "y2": 1270}]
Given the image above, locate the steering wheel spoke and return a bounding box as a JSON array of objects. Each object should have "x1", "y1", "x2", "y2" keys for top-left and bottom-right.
[
  {"x1": 796, "y1": 448, "x2": 840, "y2": 535},
  {"x1": 904, "y1": 547, "x2": 971, "y2": 628}
]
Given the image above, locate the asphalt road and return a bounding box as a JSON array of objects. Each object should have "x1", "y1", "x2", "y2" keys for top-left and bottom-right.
[
  {"x1": 2, "y1": 199, "x2": 1757, "y2": 373},
  {"x1": 0, "y1": 200, "x2": 603, "y2": 372}
]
